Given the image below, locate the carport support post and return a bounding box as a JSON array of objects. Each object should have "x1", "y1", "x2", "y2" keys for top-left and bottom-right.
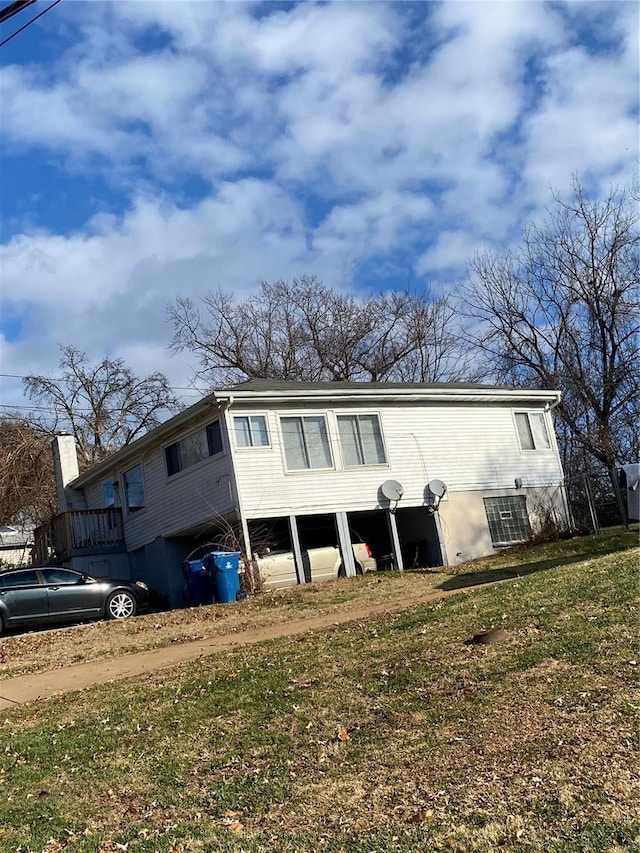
[
  {"x1": 335, "y1": 511, "x2": 357, "y2": 577},
  {"x1": 433, "y1": 511, "x2": 448, "y2": 566},
  {"x1": 387, "y1": 509, "x2": 404, "y2": 571},
  {"x1": 288, "y1": 515, "x2": 306, "y2": 585}
]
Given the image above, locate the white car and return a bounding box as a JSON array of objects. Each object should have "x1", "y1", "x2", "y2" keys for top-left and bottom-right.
[{"x1": 254, "y1": 537, "x2": 377, "y2": 590}]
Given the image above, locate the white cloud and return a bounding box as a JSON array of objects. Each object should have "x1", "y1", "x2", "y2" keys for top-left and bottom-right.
[
  {"x1": 0, "y1": 0, "x2": 637, "y2": 407},
  {"x1": 521, "y1": 41, "x2": 638, "y2": 197}
]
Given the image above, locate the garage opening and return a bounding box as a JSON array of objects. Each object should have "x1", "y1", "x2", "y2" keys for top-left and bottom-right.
[
  {"x1": 345, "y1": 509, "x2": 393, "y2": 566},
  {"x1": 395, "y1": 506, "x2": 442, "y2": 568}
]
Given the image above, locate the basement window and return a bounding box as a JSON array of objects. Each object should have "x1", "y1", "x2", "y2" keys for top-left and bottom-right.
[{"x1": 483, "y1": 495, "x2": 531, "y2": 545}]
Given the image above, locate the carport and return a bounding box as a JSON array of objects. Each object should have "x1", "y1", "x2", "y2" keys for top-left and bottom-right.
[{"x1": 245, "y1": 502, "x2": 445, "y2": 588}]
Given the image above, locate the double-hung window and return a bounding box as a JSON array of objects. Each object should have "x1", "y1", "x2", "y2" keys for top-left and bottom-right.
[
  {"x1": 123, "y1": 464, "x2": 145, "y2": 513},
  {"x1": 165, "y1": 420, "x2": 223, "y2": 476},
  {"x1": 515, "y1": 412, "x2": 551, "y2": 450},
  {"x1": 281, "y1": 415, "x2": 332, "y2": 470},
  {"x1": 234, "y1": 415, "x2": 269, "y2": 448},
  {"x1": 337, "y1": 414, "x2": 386, "y2": 466}
]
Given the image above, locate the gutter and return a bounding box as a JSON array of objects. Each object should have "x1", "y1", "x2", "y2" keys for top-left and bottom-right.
[{"x1": 214, "y1": 388, "x2": 562, "y2": 406}]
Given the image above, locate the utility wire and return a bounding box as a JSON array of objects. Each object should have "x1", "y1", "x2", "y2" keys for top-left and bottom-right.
[
  {"x1": 0, "y1": 373, "x2": 211, "y2": 394},
  {"x1": 0, "y1": 0, "x2": 38, "y2": 26},
  {"x1": 0, "y1": 0, "x2": 61, "y2": 49}
]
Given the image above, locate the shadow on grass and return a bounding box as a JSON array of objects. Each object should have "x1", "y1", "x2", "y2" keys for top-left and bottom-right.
[{"x1": 433, "y1": 554, "x2": 594, "y2": 591}]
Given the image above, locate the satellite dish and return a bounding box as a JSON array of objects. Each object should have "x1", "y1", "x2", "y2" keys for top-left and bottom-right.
[
  {"x1": 381, "y1": 479, "x2": 404, "y2": 502},
  {"x1": 428, "y1": 479, "x2": 447, "y2": 499}
]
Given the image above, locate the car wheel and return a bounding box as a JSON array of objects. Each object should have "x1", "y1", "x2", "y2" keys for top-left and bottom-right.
[
  {"x1": 0, "y1": 612, "x2": 4, "y2": 636},
  {"x1": 106, "y1": 590, "x2": 137, "y2": 620}
]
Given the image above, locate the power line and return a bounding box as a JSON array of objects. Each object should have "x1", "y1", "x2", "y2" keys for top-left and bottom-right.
[
  {"x1": 0, "y1": 374, "x2": 210, "y2": 393},
  {"x1": 0, "y1": 0, "x2": 61, "y2": 49},
  {"x1": 0, "y1": 0, "x2": 38, "y2": 26}
]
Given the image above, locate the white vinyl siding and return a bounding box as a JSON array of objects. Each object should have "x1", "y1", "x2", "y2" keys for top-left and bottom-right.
[
  {"x1": 234, "y1": 415, "x2": 269, "y2": 448},
  {"x1": 281, "y1": 415, "x2": 332, "y2": 470},
  {"x1": 231, "y1": 402, "x2": 564, "y2": 520},
  {"x1": 82, "y1": 423, "x2": 236, "y2": 551},
  {"x1": 338, "y1": 414, "x2": 386, "y2": 466},
  {"x1": 515, "y1": 412, "x2": 551, "y2": 450}
]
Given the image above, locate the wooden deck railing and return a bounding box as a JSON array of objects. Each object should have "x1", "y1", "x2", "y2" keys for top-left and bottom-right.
[{"x1": 33, "y1": 508, "x2": 125, "y2": 565}]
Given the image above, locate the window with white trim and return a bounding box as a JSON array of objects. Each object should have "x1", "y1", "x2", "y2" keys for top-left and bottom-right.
[
  {"x1": 165, "y1": 420, "x2": 223, "y2": 476},
  {"x1": 234, "y1": 415, "x2": 269, "y2": 447},
  {"x1": 515, "y1": 412, "x2": 551, "y2": 450},
  {"x1": 280, "y1": 415, "x2": 332, "y2": 470},
  {"x1": 337, "y1": 413, "x2": 386, "y2": 466},
  {"x1": 484, "y1": 496, "x2": 531, "y2": 545},
  {"x1": 123, "y1": 464, "x2": 145, "y2": 513}
]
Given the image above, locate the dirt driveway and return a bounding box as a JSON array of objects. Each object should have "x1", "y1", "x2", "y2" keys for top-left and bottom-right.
[{"x1": 0, "y1": 581, "x2": 491, "y2": 710}]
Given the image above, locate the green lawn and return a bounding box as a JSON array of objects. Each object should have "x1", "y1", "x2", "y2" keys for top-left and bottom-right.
[{"x1": 0, "y1": 529, "x2": 638, "y2": 852}]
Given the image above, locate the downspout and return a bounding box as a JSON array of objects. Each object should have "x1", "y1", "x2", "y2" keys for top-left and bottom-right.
[
  {"x1": 219, "y1": 396, "x2": 253, "y2": 560},
  {"x1": 544, "y1": 394, "x2": 572, "y2": 530}
]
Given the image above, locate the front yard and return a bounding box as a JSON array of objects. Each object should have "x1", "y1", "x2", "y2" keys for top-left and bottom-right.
[{"x1": 0, "y1": 526, "x2": 638, "y2": 852}]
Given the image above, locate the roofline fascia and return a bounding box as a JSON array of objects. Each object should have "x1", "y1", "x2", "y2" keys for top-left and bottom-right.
[
  {"x1": 214, "y1": 388, "x2": 562, "y2": 405},
  {"x1": 69, "y1": 393, "x2": 221, "y2": 489}
]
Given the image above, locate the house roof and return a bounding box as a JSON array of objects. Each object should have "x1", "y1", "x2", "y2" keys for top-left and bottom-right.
[
  {"x1": 223, "y1": 378, "x2": 510, "y2": 393},
  {"x1": 69, "y1": 378, "x2": 561, "y2": 489}
]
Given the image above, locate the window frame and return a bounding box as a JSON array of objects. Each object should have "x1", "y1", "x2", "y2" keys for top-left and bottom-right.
[
  {"x1": 483, "y1": 495, "x2": 532, "y2": 546},
  {"x1": 123, "y1": 463, "x2": 145, "y2": 514},
  {"x1": 164, "y1": 419, "x2": 224, "y2": 477},
  {"x1": 103, "y1": 480, "x2": 119, "y2": 508},
  {"x1": 514, "y1": 411, "x2": 551, "y2": 451},
  {"x1": 337, "y1": 412, "x2": 387, "y2": 467},
  {"x1": 233, "y1": 414, "x2": 270, "y2": 449},
  {"x1": 279, "y1": 413, "x2": 334, "y2": 472}
]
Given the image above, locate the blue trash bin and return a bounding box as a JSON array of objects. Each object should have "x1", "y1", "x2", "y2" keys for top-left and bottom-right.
[
  {"x1": 183, "y1": 559, "x2": 214, "y2": 606},
  {"x1": 203, "y1": 551, "x2": 241, "y2": 603}
]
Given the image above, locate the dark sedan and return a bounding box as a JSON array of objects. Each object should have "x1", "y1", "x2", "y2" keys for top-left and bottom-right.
[{"x1": 0, "y1": 567, "x2": 150, "y2": 634}]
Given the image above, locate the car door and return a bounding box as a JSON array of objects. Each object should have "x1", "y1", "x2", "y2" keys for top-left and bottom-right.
[
  {"x1": 256, "y1": 550, "x2": 298, "y2": 590},
  {"x1": 41, "y1": 568, "x2": 104, "y2": 620},
  {"x1": 0, "y1": 569, "x2": 49, "y2": 627},
  {"x1": 308, "y1": 546, "x2": 341, "y2": 584}
]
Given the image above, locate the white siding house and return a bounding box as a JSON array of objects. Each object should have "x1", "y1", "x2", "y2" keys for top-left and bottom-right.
[{"x1": 41, "y1": 380, "x2": 569, "y2": 606}]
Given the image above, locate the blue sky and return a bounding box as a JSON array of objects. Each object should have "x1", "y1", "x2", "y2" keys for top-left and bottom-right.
[{"x1": 0, "y1": 0, "x2": 637, "y2": 409}]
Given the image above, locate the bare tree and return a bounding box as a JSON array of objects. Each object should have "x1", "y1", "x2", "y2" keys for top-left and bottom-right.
[
  {"x1": 462, "y1": 178, "x2": 639, "y2": 482},
  {"x1": 24, "y1": 346, "x2": 180, "y2": 468},
  {"x1": 0, "y1": 415, "x2": 56, "y2": 528},
  {"x1": 169, "y1": 275, "x2": 476, "y2": 385}
]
